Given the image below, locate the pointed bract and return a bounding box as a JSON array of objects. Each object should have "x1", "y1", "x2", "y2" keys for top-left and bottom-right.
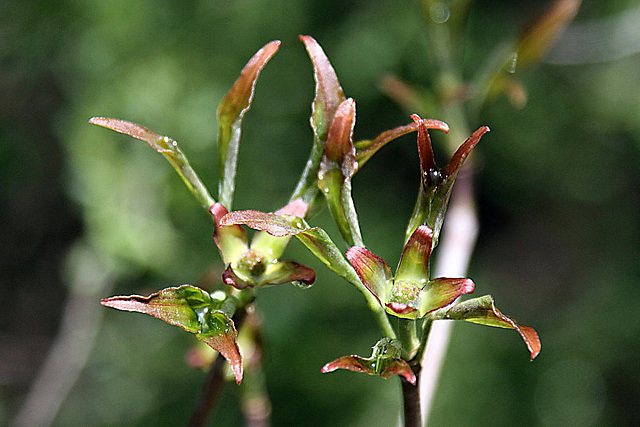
[
  {"x1": 346, "y1": 246, "x2": 392, "y2": 306},
  {"x1": 319, "y1": 98, "x2": 362, "y2": 246},
  {"x1": 395, "y1": 226, "x2": 433, "y2": 284},
  {"x1": 300, "y1": 35, "x2": 346, "y2": 144},
  {"x1": 355, "y1": 119, "x2": 449, "y2": 168},
  {"x1": 217, "y1": 40, "x2": 281, "y2": 209}
]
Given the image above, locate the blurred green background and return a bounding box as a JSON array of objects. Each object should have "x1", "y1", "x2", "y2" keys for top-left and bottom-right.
[{"x1": 2, "y1": 0, "x2": 639, "y2": 425}]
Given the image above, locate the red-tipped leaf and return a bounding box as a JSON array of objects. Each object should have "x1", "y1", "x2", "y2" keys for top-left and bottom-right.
[
  {"x1": 101, "y1": 285, "x2": 244, "y2": 382},
  {"x1": 438, "y1": 295, "x2": 541, "y2": 359}
]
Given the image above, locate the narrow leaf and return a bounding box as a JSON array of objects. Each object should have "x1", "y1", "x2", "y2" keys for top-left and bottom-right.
[
  {"x1": 89, "y1": 117, "x2": 215, "y2": 211},
  {"x1": 443, "y1": 126, "x2": 490, "y2": 178},
  {"x1": 260, "y1": 260, "x2": 316, "y2": 288},
  {"x1": 196, "y1": 311, "x2": 243, "y2": 384},
  {"x1": 322, "y1": 355, "x2": 416, "y2": 382},
  {"x1": 412, "y1": 114, "x2": 437, "y2": 178},
  {"x1": 217, "y1": 40, "x2": 281, "y2": 209},
  {"x1": 438, "y1": 295, "x2": 541, "y2": 359},
  {"x1": 221, "y1": 210, "x2": 307, "y2": 237},
  {"x1": 250, "y1": 198, "x2": 309, "y2": 260}
]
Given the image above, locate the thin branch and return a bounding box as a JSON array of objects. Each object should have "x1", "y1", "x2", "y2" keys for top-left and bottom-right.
[
  {"x1": 401, "y1": 370, "x2": 422, "y2": 427},
  {"x1": 12, "y1": 247, "x2": 115, "y2": 427}
]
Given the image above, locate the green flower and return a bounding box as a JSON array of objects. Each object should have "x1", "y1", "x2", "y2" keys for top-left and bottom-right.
[
  {"x1": 347, "y1": 225, "x2": 474, "y2": 319},
  {"x1": 211, "y1": 199, "x2": 315, "y2": 289}
]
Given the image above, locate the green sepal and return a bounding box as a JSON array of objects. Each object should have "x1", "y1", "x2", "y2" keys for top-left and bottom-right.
[
  {"x1": 432, "y1": 294, "x2": 541, "y2": 360},
  {"x1": 217, "y1": 40, "x2": 281, "y2": 210},
  {"x1": 347, "y1": 226, "x2": 474, "y2": 320},
  {"x1": 211, "y1": 203, "x2": 249, "y2": 265},
  {"x1": 101, "y1": 285, "x2": 244, "y2": 382},
  {"x1": 88, "y1": 117, "x2": 215, "y2": 212},
  {"x1": 318, "y1": 98, "x2": 362, "y2": 246},
  {"x1": 321, "y1": 338, "x2": 416, "y2": 384}
]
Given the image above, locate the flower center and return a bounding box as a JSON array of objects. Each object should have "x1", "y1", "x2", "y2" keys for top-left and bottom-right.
[
  {"x1": 236, "y1": 249, "x2": 267, "y2": 277},
  {"x1": 389, "y1": 281, "x2": 421, "y2": 306}
]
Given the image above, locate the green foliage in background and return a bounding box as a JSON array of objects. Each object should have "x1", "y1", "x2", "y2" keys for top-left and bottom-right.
[{"x1": 2, "y1": 0, "x2": 640, "y2": 425}]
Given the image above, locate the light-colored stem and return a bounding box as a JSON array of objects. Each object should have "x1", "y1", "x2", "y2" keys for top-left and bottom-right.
[
  {"x1": 12, "y1": 243, "x2": 116, "y2": 427},
  {"x1": 419, "y1": 173, "x2": 478, "y2": 425}
]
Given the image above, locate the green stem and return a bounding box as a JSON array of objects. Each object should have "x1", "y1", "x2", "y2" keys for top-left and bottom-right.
[
  {"x1": 289, "y1": 139, "x2": 323, "y2": 207},
  {"x1": 164, "y1": 146, "x2": 217, "y2": 214},
  {"x1": 398, "y1": 318, "x2": 419, "y2": 360}
]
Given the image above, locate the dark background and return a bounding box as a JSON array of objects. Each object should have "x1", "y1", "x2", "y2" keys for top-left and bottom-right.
[{"x1": 2, "y1": 0, "x2": 639, "y2": 425}]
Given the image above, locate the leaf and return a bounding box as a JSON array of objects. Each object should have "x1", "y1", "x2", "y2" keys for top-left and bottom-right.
[
  {"x1": 217, "y1": 40, "x2": 281, "y2": 209},
  {"x1": 259, "y1": 260, "x2": 316, "y2": 288},
  {"x1": 290, "y1": 35, "x2": 347, "y2": 205},
  {"x1": 443, "y1": 126, "x2": 491, "y2": 178},
  {"x1": 89, "y1": 117, "x2": 215, "y2": 211},
  {"x1": 250, "y1": 198, "x2": 310, "y2": 260},
  {"x1": 417, "y1": 278, "x2": 475, "y2": 316},
  {"x1": 318, "y1": 98, "x2": 362, "y2": 246},
  {"x1": 436, "y1": 295, "x2": 541, "y2": 359},
  {"x1": 101, "y1": 285, "x2": 244, "y2": 382}
]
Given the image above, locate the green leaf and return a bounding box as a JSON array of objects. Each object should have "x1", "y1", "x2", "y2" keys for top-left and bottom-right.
[
  {"x1": 217, "y1": 40, "x2": 281, "y2": 210},
  {"x1": 101, "y1": 285, "x2": 244, "y2": 382},
  {"x1": 435, "y1": 295, "x2": 541, "y2": 359},
  {"x1": 88, "y1": 118, "x2": 215, "y2": 212},
  {"x1": 299, "y1": 35, "x2": 346, "y2": 144},
  {"x1": 318, "y1": 98, "x2": 362, "y2": 246},
  {"x1": 290, "y1": 35, "x2": 347, "y2": 206}
]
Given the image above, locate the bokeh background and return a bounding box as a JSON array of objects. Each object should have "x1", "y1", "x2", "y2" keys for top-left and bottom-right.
[{"x1": 2, "y1": 0, "x2": 639, "y2": 425}]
